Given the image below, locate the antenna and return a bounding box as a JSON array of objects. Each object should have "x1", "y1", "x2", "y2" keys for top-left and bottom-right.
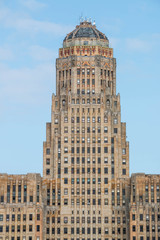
[{"x1": 79, "y1": 13, "x2": 83, "y2": 24}]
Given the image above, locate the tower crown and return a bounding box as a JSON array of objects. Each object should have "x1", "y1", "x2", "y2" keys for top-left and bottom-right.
[{"x1": 63, "y1": 20, "x2": 109, "y2": 48}]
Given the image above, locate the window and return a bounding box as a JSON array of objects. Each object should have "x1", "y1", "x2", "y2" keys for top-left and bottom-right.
[
  {"x1": 64, "y1": 157, "x2": 68, "y2": 163},
  {"x1": 46, "y1": 169, "x2": 50, "y2": 175},
  {"x1": 114, "y1": 101, "x2": 117, "y2": 107},
  {"x1": 12, "y1": 214, "x2": 15, "y2": 221},
  {"x1": 140, "y1": 214, "x2": 143, "y2": 221},
  {"x1": 104, "y1": 137, "x2": 108, "y2": 143},
  {"x1": 104, "y1": 127, "x2": 108, "y2": 133},
  {"x1": 140, "y1": 225, "x2": 143, "y2": 232},
  {"x1": 104, "y1": 147, "x2": 108, "y2": 153},
  {"x1": 114, "y1": 128, "x2": 118, "y2": 133},
  {"x1": 11, "y1": 225, "x2": 15, "y2": 232},
  {"x1": 104, "y1": 178, "x2": 108, "y2": 184},
  {"x1": 104, "y1": 217, "x2": 108, "y2": 224},
  {"x1": 29, "y1": 214, "x2": 33, "y2": 221},
  {"x1": 122, "y1": 159, "x2": 126, "y2": 165},
  {"x1": 77, "y1": 69, "x2": 80, "y2": 75},
  {"x1": 104, "y1": 117, "x2": 108, "y2": 123},
  {"x1": 17, "y1": 214, "x2": 21, "y2": 221},
  {"x1": 64, "y1": 227, "x2": 68, "y2": 234},
  {"x1": 6, "y1": 214, "x2": 9, "y2": 221},
  {"x1": 64, "y1": 127, "x2": 68, "y2": 133},
  {"x1": 54, "y1": 118, "x2": 58, "y2": 124},
  {"x1": 64, "y1": 137, "x2": 68, "y2": 143},
  {"x1": 77, "y1": 117, "x2": 80, "y2": 123},
  {"x1": 23, "y1": 214, "x2": 26, "y2": 221},
  {"x1": 6, "y1": 225, "x2": 9, "y2": 232},
  {"x1": 37, "y1": 214, "x2": 40, "y2": 221},
  {"x1": 64, "y1": 168, "x2": 68, "y2": 174},
  {"x1": 0, "y1": 215, "x2": 3, "y2": 221},
  {"x1": 64, "y1": 147, "x2": 68, "y2": 153},
  {"x1": 114, "y1": 118, "x2": 118, "y2": 124},
  {"x1": 97, "y1": 98, "x2": 101, "y2": 104},
  {"x1": 64, "y1": 199, "x2": 68, "y2": 205},
  {"x1": 105, "y1": 188, "x2": 108, "y2": 195},
  {"x1": 122, "y1": 169, "x2": 126, "y2": 175},
  {"x1": 0, "y1": 196, "x2": 4, "y2": 203},
  {"x1": 132, "y1": 214, "x2": 135, "y2": 221},
  {"x1": 64, "y1": 178, "x2": 68, "y2": 184},
  {"x1": 46, "y1": 148, "x2": 50, "y2": 155},
  {"x1": 122, "y1": 148, "x2": 126, "y2": 155},
  {"x1": 71, "y1": 117, "x2": 74, "y2": 123},
  {"x1": 98, "y1": 147, "x2": 101, "y2": 153},
  {"x1": 36, "y1": 225, "x2": 40, "y2": 232},
  {"x1": 46, "y1": 158, "x2": 50, "y2": 165},
  {"x1": 105, "y1": 228, "x2": 109, "y2": 234},
  {"x1": 132, "y1": 225, "x2": 136, "y2": 232},
  {"x1": 29, "y1": 225, "x2": 32, "y2": 232},
  {"x1": 64, "y1": 117, "x2": 68, "y2": 123}
]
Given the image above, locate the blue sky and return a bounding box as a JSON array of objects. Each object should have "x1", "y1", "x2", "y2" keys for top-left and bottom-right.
[{"x1": 0, "y1": 0, "x2": 160, "y2": 175}]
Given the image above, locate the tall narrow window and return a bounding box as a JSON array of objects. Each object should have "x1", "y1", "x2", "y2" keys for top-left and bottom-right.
[
  {"x1": 37, "y1": 185, "x2": 40, "y2": 203},
  {"x1": 12, "y1": 185, "x2": 16, "y2": 203},
  {"x1": 7, "y1": 185, "x2": 10, "y2": 203},
  {"x1": 24, "y1": 185, "x2": 27, "y2": 203},
  {"x1": 18, "y1": 185, "x2": 21, "y2": 203}
]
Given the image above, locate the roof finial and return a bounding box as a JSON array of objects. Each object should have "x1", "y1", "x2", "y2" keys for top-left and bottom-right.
[
  {"x1": 93, "y1": 20, "x2": 96, "y2": 26},
  {"x1": 79, "y1": 13, "x2": 84, "y2": 24}
]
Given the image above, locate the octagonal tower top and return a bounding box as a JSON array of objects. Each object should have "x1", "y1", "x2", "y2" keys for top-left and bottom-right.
[{"x1": 63, "y1": 20, "x2": 109, "y2": 48}]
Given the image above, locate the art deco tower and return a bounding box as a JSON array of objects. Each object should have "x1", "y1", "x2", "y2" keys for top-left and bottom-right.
[
  {"x1": 43, "y1": 20, "x2": 130, "y2": 239},
  {"x1": 1, "y1": 19, "x2": 160, "y2": 240}
]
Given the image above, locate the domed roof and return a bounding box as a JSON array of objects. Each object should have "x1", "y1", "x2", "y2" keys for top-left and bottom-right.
[{"x1": 64, "y1": 21, "x2": 108, "y2": 41}]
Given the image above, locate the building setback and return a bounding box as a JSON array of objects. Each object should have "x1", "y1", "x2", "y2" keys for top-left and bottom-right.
[{"x1": 0, "y1": 20, "x2": 160, "y2": 240}]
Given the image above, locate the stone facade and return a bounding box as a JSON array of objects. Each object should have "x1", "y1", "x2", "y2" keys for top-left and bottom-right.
[
  {"x1": 130, "y1": 174, "x2": 160, "y2": 240},
  {"x1": 0, "y1": 20, "x2": 159, "y2": 240}
]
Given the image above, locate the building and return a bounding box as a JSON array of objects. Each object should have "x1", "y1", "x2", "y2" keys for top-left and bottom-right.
[{"x1": 0, "y1": 20, "x2": 160, "y2": 240}]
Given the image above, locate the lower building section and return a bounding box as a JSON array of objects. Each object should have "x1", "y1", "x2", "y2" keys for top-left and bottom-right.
[
  {"x1": 130, "y1": 174, "x2": 160, "y2": 240},
  {"x1": 0, "y1": 173, "x2": 160, "y2": 240}
]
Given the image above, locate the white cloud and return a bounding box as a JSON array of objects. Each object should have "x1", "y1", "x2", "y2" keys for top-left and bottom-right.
[
  {"x1": 28, "y1": 45, "x2": 58, "y2": 61},
  {"x1": 0, "y1": 47, "x2": 14, "y2": 61},
  {"x1": 0, "y1": 63, "x2": 56, "y2": 116},
  {"x1": 126, "y1": 38, "x2": 150, "y2": 52},
  {"x1": 0, "y1": 7, "x2": 73, "y2": 36},
  {"x1": 19, "y1": 0, "x2": 46, "y2": 10},
  {"x1": 101, "y1": 18, "x2": 123, "y2": 35},
  {"x1": 109, "y1": 37, "x2": 120, "y2": 48},
  {"x1": 8, "y1": 18, "x2": 72, "y2": 36}
]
